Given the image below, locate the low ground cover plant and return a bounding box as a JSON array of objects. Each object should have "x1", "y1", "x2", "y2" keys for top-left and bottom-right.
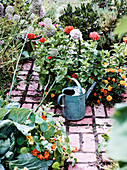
[{"x1": 0, "y1": 99, "x2": 76, "y2": 170}]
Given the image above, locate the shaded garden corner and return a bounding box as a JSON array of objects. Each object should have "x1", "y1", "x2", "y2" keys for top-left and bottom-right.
[{"x1": 9, "y1": 60, "x2": 127, "y2": 169}]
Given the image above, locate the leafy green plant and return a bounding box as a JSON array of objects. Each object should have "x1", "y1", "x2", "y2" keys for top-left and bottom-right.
[
  {"x1": 59, "y1": 2, "x2": 100, "y2": 40},
  {"x1": 0, "y1": 99, "x2": 75, "y2": 170},
  {"x1": 107, "y1": 103, "x2": 127, "y2": 170}
]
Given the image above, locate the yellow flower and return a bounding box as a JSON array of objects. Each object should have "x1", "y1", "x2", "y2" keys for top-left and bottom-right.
[
  {"x1": 120, "y1": 80, "x2": 126, "y2": 86},
  {"x1": 26, "y1": 136, "x2": 34, "y2": 145},
  {"x1": 106, "y1": 95, "x2": 112, "y2": 101},
  {"x1": 112, "y1": 78, "x2": 115, "y2": 82},
  {"x1": 123, "y1": 37, "x2": 127, "y2": 43},
  {"x1": 104, "y1": 62, "x2": 108, "y2": 65},
  {"x1": 107, "y1": 85, "x2": 112, "y2": 91},
  {"x1": 104, "y1": 80, "x2": 109, "y2": 84},
  {"x1": 121, "y1": 75, "x2": 126, "y2": 79}
]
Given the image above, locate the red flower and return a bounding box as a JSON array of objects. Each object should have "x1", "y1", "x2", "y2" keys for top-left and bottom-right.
[
  {"x1": 39, "y1": 37, "x2": 45, "y2": 43},
  {"x1": 64, "y1": 26, "x2": 74, "y2": 34},
  {"x1": 31, "y1": 149, "x2": 39, "y2": 156},
  {"x1": 90, "y1": 32, "x2": 100, "y2": 41},
  {"x1": 27, "y1": 33, "x2": 36, "y2": 39},
  {"x1": 72, "y1": 73, "x2": 77, "y2": 78},
  {"x1": 41, "y1": 115, "x2": 46, "y2": 120},
  {"x1": 47, "y1": 56, "x2": 52, "y2": 60}
]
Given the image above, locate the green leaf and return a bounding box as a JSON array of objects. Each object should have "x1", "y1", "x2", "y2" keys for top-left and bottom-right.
[
  {"x1": 52, "y1": 162, "x2": 60, "y2": 170},
  {"x1": 9, "y1": 153, "x2": 49, "y2": 170},
  {"x1": 0, "y1": 98, "x2": 3, "y2": 108},
  {"x1": 0, "y1": 108, "x2": 9, "y2": 120},
  {"x1": 43, "y1": 131, "x2": 51, "y2": 139},
  {"x1": 20, "y1": 147, "x2": 29, "y2": 154},
  {"x1": 49, "y1": 126, "x2": 55, "y2": 136},
  {"x1": 40, "y1": 122, "x2": 48, "y2": 132},
  {"x1": 0, "y1": 164, "x2": 5, "y2": 170},
  {"x1": 29, "y1": 112, "x2": 35, "y2": 122},
  {"x1": 4, "y1": 102, "x2": 20, "y2": 109},
  {"x1": 4, "y1": 108, "x2": 30, "y2": 124},
  {"x1": 72, "y1": 158, "x2": 77, "y2": 167},
  {"x1": 114, "y1": 15, "x2": 127, "y2": 34},
  {"x1": 107, "y1": 103, "x2": 127, "y2": 162},
  {"x1": 35, "y1": 114, "x2": 44, "y2": 124},
  {"x1": 60, "y1": 127, "x2": 67, "y2": 137},
  {"x1": 47, "y1": 115, "x2": 55, "y2": 125},
  {"x1": 16, "y1": 136, "x2": 25, "y2": 145}
]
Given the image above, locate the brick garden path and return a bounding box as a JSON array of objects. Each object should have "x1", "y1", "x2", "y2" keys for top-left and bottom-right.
[{"x1": 9, "y1": 60, "x2": 127, "y2": 170}]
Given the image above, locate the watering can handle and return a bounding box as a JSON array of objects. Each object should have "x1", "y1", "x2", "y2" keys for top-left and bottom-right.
[
  {"x1": 57, "y1": 94, "x2": 65, "y2": 108},
  {"x1": 67, "y1": 78, "x2": 83, "y2": 95},
  {"x1": 85, "y1": 82, "x2": 96, "y2": 100}
]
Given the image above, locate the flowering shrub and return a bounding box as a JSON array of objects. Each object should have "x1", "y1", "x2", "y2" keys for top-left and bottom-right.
[{"x1": 34, "y1": 25, "x2": 127, "y2": 107}]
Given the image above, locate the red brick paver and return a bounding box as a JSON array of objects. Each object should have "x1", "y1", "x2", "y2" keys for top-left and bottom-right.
[{"x1": 9, "y1": 61, "x2": 124, "y2": 169}]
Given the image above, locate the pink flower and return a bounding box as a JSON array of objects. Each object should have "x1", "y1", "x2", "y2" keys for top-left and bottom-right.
[
  {"x1": 90, "y1": 32, "x2": 100, "y2": 41},
  {"x1": 54, "y1": 24, "x2": 57, "y2": 28},
  {"x1": 39, "y1": 22, "x2": 45, "y2": 27}
]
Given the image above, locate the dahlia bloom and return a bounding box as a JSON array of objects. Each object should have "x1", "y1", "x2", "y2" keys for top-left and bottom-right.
[
  {"x1": 70, "y1": 29, "x2": 83, "y2": 41},
  {"x1": 90, "y1": 32, "x2": 100, "y2": 41}
]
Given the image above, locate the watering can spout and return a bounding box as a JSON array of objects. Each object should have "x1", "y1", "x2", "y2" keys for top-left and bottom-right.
[{"x1": 85, "y1": 82, "x2": 96, "y2": 100}]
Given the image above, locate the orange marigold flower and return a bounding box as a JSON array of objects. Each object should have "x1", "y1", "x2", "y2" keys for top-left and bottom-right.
[
  {"x1": 104, "y1": 80, "x2": 109, "y2": 84},
  {"x1": 118, "y1": 69, "x2": 123, "y2": 73},
  {"x1": 72, "y1": 146, "x2": 77, "y2": 152},
  {"x1": 26, "y1": 135, "x2": 32, "y2": 140},
  {"x1": 41, "y1": 115, "x2": 46, "y2": 120},
  {"x1": 64, "y1": 26, "x2": 74, "y2": 34},
  {"x1": 106, "y1": 95, "x2": 112, "y2": 101},
  {"x1": 104, "y1": 62, "x2": 108, "y2": 65},
  {"x1": 121, "y1": 75, "x2": 126, "y2": 79},
  {"x1": 93, "y1": 93, "x2": 97, "y2": 96},
  {"x1": 108, "y1": 77, "x2": 111, "y2": 80},
  {"x1": 118, "y1": 84, "x2": 120, "y2": 86},
  {"x1": 100, "y1": 88, "x2": 104, "y2": 93},
  {"x1": 112, "y1": 78, "x2": 115, "y2": 82},
  {"x1": 45, "y1": 92, "x2": 48, "y2": 95},
  {"x1": 110, "y1": 68, "x2": 115, "y2": 73},
  {"x1": 31, "y1": 149, "x2": 39, "y2": 156},
  {"x1": 104, "y1": 90, "x2": 107, "y2": 96},
  {"x1": 126, "y1": 84, "x2": 127, "y2": 87},
  {"x1": 120, "y1": 80, "x2": 126, "y2": 86},
  {"x1": 105, "y1": 69, "x2": 110, "y2": 73},
  {"x1": 97, "y1": 99, "x2": 100, "y2": 104},
  {"x1": 99, "y1": 96, "x2": 102, "y2": 99},
  {"x1": 52, "y1": 143, "x2": 56, "y2": 150},
  {"x1": 51, "y1": 94, "x2": 55, "y2": 98},
  {"x1": 37, "y1": 154, "x2": 45, "y2": 160},
  {"x1": 123, "y1": 37, "x2": 127, "y2": 43},
  {"x1": 107, "y1": 85, "x2": 112, "y2": 91},
  {"x1": 44, "y1": 151, "x2": 50, "y2": 160}
]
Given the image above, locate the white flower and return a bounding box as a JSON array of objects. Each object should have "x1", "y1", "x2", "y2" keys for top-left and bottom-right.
[
  {"x1": 29, "y1": 0, "x2": 45, "y2": 18},
  {"x1": 43, "y1": 25, "x2": 56, "y2": 38},
  {"x1": 70, "y1": 29, "x2": 83, "y2": 41},
  {"x1": 5, "y1": 13, "x2": 12, "y2": 20},
  {"x1": 38, "y1": 6, "x2": 46, "y2": 18},
  {"x1": 56, "y1": 6, "x2": 65, "y2": 15},
  {"x1": 13, "y1": 14, "x2": 20, "y2": 22},
  {"x1": 0, "y1": 3, "x2": 4, "y2": 17},
  {"x1": 5, "y1": 5, "x2": 14, "y2": 15},
  {"x1": 50, "y1": 49, "x2": 58, "y2": 56},
  {"x1": 29, "y1": 13, "x2": 36, "y2": 20},
  {"x1": 43, "y1": 18, "x2": 52, "y2": 26}
]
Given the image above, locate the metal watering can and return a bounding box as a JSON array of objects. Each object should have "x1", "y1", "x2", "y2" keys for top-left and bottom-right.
[{"x1": 57, "y1": 78, "x2": 96, "y2": 121}]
